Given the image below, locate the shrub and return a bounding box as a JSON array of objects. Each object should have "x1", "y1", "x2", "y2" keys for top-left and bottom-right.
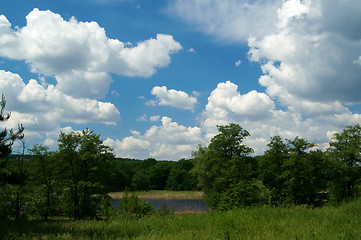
[{"x1": 118, "y1": 191, "x2": 154, "y2": 218}]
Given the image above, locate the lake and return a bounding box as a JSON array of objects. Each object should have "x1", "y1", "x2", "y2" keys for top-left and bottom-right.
[{"x1": 112, "y1": 199, "x2": 209, "y2": 212}]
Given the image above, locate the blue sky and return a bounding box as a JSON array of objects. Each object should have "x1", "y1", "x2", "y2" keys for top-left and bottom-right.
[{"x1": 1, "y1": 0, "x2": 361, "y2": 160}]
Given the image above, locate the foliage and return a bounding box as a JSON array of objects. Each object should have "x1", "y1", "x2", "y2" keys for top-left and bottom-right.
[
  {"x1": 56, "y1": 129, "x2": 115, "y2": 219},
  {"x1": 166, "y1": 159, "x2": 197, "y2": 191},
  {"x1": 0, "y1": 94, "x2": 25, "y2": 219},
  {"x1": 328, "y1": 124, "x2": 361, "y2": 203},
  {"x1": 258, "y1": 136, "x2": 288, "y2": 205},
  {"x1": 0, "y1": 94, "x2": 24, "y2": 159},
  {"x1": 192, "y1": 123, "x2": 260, "y2": 209},
  {"x1": 27, "y1": 145, "x2": 60, "y2": 220},
  {"x1": 1, "y1": 94, "x2": 361, "y2": 220},
  {"x1": 259, "y1": 136, "x2": 331, "y2": 206},
  {"x1": 131, "y1": 170, "x2": 151, "y2": 191},
  {"x1": 148, "y1": 161, "x2": 173, "y2": 190},
  {"x1": 118, "y1": 191, "x2": 154, "y2": 218}
]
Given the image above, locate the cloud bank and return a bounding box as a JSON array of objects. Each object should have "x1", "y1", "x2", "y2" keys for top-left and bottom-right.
[
  {"x1": 0, "y1": 8, "x2": 182, "y2": 149},
  {"x1": 0, "y1": 8, "x2": 182, "y2": 99},
  {"x1": 162, "y1": 0, "x2": 361, "y2": 157}
]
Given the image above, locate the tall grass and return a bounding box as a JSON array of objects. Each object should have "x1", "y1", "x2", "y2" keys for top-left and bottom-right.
[{"x1": 2, "y1": 200, "x2": 360, "y2": 239}]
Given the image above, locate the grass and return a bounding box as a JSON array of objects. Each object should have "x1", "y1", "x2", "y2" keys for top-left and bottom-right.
[
  {"x1": 108, "y1": 190, "x2": 204, "y2": 200},
  {"x1": 1, "y1": 199, "x2": 361, "y2": 239}
]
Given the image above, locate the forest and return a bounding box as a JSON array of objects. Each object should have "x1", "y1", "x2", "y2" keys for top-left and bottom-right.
[{"x1": 1, "y1": 93, "x2": 361, "y2": 221}]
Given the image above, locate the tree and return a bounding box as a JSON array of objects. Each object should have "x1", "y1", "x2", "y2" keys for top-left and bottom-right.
[
  {"x1": 260, "y1": 135, "x2": 330, "y2": 206},
  {"x1": 148, "y1": 161, "x2": 173, "y2": 190},
  {"x1": 281, "y1": 137, "x2": 316, "y2": 204},
  {"x1": 0, "y1": 94, "x2": 25, "y2": 219},
  {"x1": 328, "y1": 124, "x2": 361, "y2": 202},
  {"x1": 192, "y1": 123, "x2": 258, "y2": 209},
  {"x1": 57, "y1": 129, "x2": 114, "y2": 219},
  {"x1": 166, "y1": 159, "x2": 197, "y2": 191},
  {"x1": 259, "y1": 136, "x2": 288, "y2": 205},
  {"x1": 131, "y1": 170, "x2": 151, "y2": 191},
  {"x1": 28, "y1": 145, "x2": 59, "y2": 220},
  {"x1": 0, "y1": 94, "x2": 24, "y2": 158}
]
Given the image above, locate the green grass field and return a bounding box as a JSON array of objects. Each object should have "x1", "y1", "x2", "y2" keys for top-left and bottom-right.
[{"x1": 1, "y1": 199, "x2": 360, "y2": 239}]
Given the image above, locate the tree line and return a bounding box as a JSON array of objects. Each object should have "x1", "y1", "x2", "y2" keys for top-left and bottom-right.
[
  {"x1": 1, "y1": 94, "x2": 361, "y2": 220},
  {"x1": 0, "y1": 95, "x2": 197, "y2": 219},
  {"x1": 192, "y1": 123, "x2": 361, "y2": 210}
]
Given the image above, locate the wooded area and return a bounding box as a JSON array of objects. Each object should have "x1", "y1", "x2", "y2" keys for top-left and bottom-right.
[{"x1": 1, "y1": 94, "x2": 361, "y2": 220}]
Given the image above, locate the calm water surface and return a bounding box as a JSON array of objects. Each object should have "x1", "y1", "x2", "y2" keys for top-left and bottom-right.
[{"x1": 112, "y1": 199, "x2": 209, "y2": 212}]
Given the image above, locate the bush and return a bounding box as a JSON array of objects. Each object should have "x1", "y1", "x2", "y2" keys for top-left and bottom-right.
[{"x1": 118, "y1": 191, "x2": 154, "y2": 218}]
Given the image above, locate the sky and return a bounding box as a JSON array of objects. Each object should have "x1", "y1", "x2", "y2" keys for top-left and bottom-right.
[{"x1": 0, "y1": 0, "x2": 361, "y2": 160}]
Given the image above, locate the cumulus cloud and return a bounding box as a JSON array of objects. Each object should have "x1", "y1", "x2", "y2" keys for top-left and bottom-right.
[
  {"x1": 0, "y1": 8, "x2": 184, "y2": 157},
  {"x1": 204, "y1": 81, "x2": 275, "y2": 121},
  {"x1": 150, "y1": 86, "x2": 198, "y2": 110},
  {"x1": 0, "y1": 70, "x2": 120, "y2": 143},
  {"x1": 0, "y1": 9, "x2": 182, "y2": 99},
  {"x1": 200, "y1": 80, "x2": 361, "y2": 155},
  {"x1": 168, "y1": 0, "x2": 361, "y2": 155},
  {"x1": 104, "y1": 116, "x2": 204, "y2": 160},
  {"x1": 248, "y1": 0, "x2": 361, "y2": 103},
  {"x1": 168, "y1": 0, "x2": 281, "y2": 42}
]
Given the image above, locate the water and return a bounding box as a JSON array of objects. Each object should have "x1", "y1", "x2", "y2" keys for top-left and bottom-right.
[{"x1": 112, "y1": 199, "x2": 209, "y2": 212}]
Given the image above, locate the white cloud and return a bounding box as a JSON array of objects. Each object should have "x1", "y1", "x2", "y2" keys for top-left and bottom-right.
[
  {"x1": 187, "y1": 48, "x2": 195, "y2": 53},
  {"x1": 150, "y1": 86, "x2": 198, "y2": 110},
  {"x1": 0, "y1": 69, "x2": 120, "y2": 141},
  {"x1": 235, "y1": 59, "x2": 242, "y2": 67},
  {"x1": 105, "y1": 116, "x2": 204, "y2": 160},
  {"x1": 108, "y1": 0, "x2": 361, "y2": 159},
  {"x1": 248, "y1": 1, "x2": 361, "y2": 103},
  {"x1": 192, "y1": 91, "x2": 200, "y2": 97},
  {"x1": 0, "y1": 9, "x2": 182, "y2": 99},
  {"x1": 149, "y1": 115, "x2": 160, "y2": 122},
  {"x1": 168, "y1": 0, "x2": 282, "y2": 42},
  {"x1": 145, "y1": 100, "x2": 157, "y2": 107},
  {"x1": 204, "y1": 81, "x2": 275, "y2": 121},
  {"x1": 200, "y1": 80, "x2": 361, "y2": 155},
  {"x1": 135, "y1": 114, "x2": 159, "y2": 122},
  {"x1": 136, "y1": 114, "x2": 148, "y2": 122}
]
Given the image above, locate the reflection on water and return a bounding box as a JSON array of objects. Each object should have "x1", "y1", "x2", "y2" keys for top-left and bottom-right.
[{"x1": 112, "y1": 199, "x2": 209, "y2": 212}]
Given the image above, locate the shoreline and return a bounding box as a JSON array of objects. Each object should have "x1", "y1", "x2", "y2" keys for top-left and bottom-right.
[{"x1": 108, "y1": 190, "x2": 204, "y2": 200}]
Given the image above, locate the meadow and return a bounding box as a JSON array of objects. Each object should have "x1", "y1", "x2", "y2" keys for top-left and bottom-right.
[{"x1": 1, "y1": 199, "x2": 360, "y2": 240}]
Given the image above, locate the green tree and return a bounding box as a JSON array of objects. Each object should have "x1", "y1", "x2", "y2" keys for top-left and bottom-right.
[
  {"x1": 328, "y1": 124, "x2": 361, "y2": 202},
  {"x1": 259, "y1": 136, "x2": 288, "y2": 205},
  {"x1": 148, "y1": 161, "x2": 173, "y2": 190},
  {"x1": 110, "y1": 160, "x2": 133, "y2": 191},
  {"x1": 28, "y1": 145, "x2": 59, "y2": 220},
  {"x1": 166, "y1": 159, "x2": 197, "y2": 191},
  {"x1": 131, "y1": 170, "x2": 151, "y2": 190},
  {"x1": 281, "y1": 137, "x2": 316, "y2": 204},
  {"x1": 0, "y1": 94, "x2": 25, "y2": 219},
  {"x1": 192, "y1": 123, "x2": 258, "y2": 209},
  {"x1": 57, "y1": 129, "x2": 114, "y2": 219},
  {"x1": 261, "y1": 136, "x2": 330, "y2": 206},
  {"x1": 0, "y1": 94, "x2": 24, "y2": 158}
]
